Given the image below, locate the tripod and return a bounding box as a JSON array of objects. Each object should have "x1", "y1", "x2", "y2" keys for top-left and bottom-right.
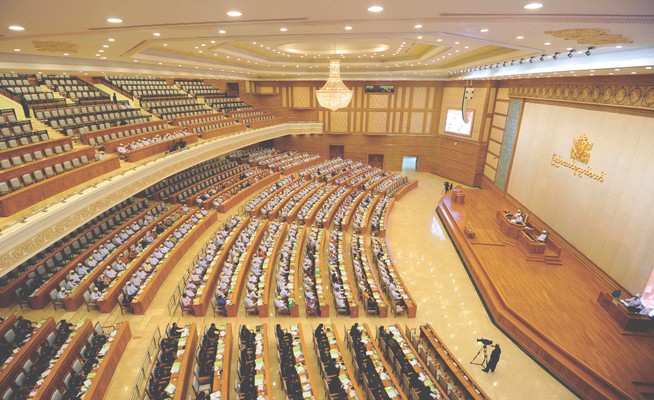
[{"x1": 470, "y1": 344, "x2": 489, "y2": 368}]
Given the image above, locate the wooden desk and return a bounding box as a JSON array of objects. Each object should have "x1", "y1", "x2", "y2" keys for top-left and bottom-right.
[
  {"x1": 418, "y1": 323, "x2": 489, "y2": 400},
  {"x1": 258, "y1": 223, "x2": 287, "y2": 317},
  {"x1": 0, "y1": 155, "x2": 120, "y2": 217},
  {"x1": 517, "y1": 230, "x2": 546, "y2": 255},
  {"x1": 452, "y1": 189, "x2": 465, "y2": 204},
  {"x1": 79, "y1": 120, "x2": 170, "y2": 145},
  {"x1": 375, "y1": 237, "x2": 417, "y2": 318},
  {"x1": 209, "y1": 323, "x2": 232, "y2": 399},
  {"x1": 246, "y1": 117, "x2": 285, "y2": 130},
  {"x1": 63, "y1": 204, "x2": 179, "y2": 311},
  {"x1": 217, "y1": 172, "x2": 280, "y2": 213},
  {"x1": 0, "y1": 317, "x2": 55, "y2": 388},
  {"x1": 171, "y1": 324, "x2": 199, "y2": 400},
  {"x1": 125, "y1": 133, "x2": 199, "y2": 163},
  {"x1": 131, "y1": 211, "x2": 216, "y2": 315},
  {"x1": 201, "y1": 122, "x2": 246, "y2": 140},
  {"x1": 392, "y1": 179, "x2": 418, "y2": 200},
  {"x1": 495, "y1": 210, "x2": 527, "y2": 240},
  {"x1": 278, "y1": 156, "x2": 323, "y2": 175},
  {"x1": 0, "y1": 146, "x2": 96, "y2": 182},
  {"x1": 348, "y1": 323, "x2": 406, "y2": 400},
  {"x1": 268, "y1": 181, "x2": 311, "y2": 220},
  {"x1": 287, "y1": 226, "x2": 306, "y2": 318},
  {"x1": 131, "y1": 211, "x2": 216, "y2": 314},
  {"x1": 96, "y1": 206, "x2": 187, "y2": 313},
  {"x1": 30, "y1": 200, "x2": 154, "y2": 309},
  {"x1": 249, "y1": 177, "x2": 298, "y2": 218},
  {"x1": 225, "y1": 220, "x2": 267, "y2": 317},
  {"x1": 171, "y1": 112, "x2": 225, "y2": 126},
  {"x1": 0, "y1": 137, "x2": 72, "y2": 161},
  {"x1": 0, "y1": 315, "x2": 17, "y2": 338},
  {"x1": 83, "y1": 322, "x2": 132, "y2": 400},
  {"x1": 191, "y1": 216, "x2": 250, "y2": 316},
  {"x1": 316, "y1": 324, "x2": 365, "y2": 399},
  {"x1": 100, "y1": 126, "x2": 180, "y2": 153},
  {"x1": 340, "y1": 191, "x2": 366, "y2": 231},
  {"x1": 316, "y1": 187, "x2": 351, "y2": 229},
  {"x1": 29, "y1": 320, "x2": 93, "y2": 399},
  {"x1": 597, "y1": 292, "x2": 654, "y2": 332}
]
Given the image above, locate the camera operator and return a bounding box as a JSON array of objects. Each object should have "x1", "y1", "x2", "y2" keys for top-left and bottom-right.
[{"x1": 482, "y1": 344, "x2": 501, "y2": 373}]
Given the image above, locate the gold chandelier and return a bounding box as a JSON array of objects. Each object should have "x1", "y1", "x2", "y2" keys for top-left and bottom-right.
[{"x1": 316, "y1": 59, "x2": 353, "y2": 111}]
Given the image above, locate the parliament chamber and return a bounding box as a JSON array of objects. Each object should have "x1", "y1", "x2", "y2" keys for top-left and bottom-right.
[{"x1": 1, "y1": 1, "x2": 654, "y2": 399}]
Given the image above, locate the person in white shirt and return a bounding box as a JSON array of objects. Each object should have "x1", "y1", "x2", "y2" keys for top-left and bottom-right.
[
  {"x1": 104, "y1": 267, "x2": 117, "y2": 279},
  {"x1": 90, "y1": 287, "x2": 101, "y2": 302},
  {"x1": 273, "y1": 296, "x2": 288, "y2": 313},
  {"x1": 536, "y1": 230, "x2": 548, "y2": 242},
  {"x1": 57, "y1": 287, "x2": 68, "y2": 299},
  {"x1": 125, "y1": 282, "x2": 137, "y2": 297},
  {"x1": 244, "y1": 296, "x2": 255, "y2": 309},
  {"x1": 92, "y1": 250, "x2": 103, "y2": 262}
]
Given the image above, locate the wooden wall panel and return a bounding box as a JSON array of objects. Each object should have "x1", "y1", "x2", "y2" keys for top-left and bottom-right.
[
  {"x1": 273, "y1": 134, "x2": 436, "y2": 172},
  {"x1": 433, "y1": 136, "x2": 488, "y2": 186}
]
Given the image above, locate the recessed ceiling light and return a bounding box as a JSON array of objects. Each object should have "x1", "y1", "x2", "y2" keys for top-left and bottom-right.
[
  {"x1": 367, "y1": 5, "x2": 384, "y2": 12},
  {"x1": 98, "y1": 50, "x2": 104, "y2": 53},
  {"x1": 13, "y1": 48, "x2": 20, "y2": 52},
  {"x1": 106, "y1": 18, "x2": 123, "y2": 23},
  {"x1": 134, "y1": 60, "x2": 138, "y2": 62},
  {"x1": 524, "y1": 2, "x2": 543, "y2": 9},
  {"x1": 280, "y1": 27, "x2": 288, "y2": 32},
  {"x1": 615, "y1": 45, "x2": 623, "y2": 48},
  {"x1": 163, "y1": 43, "x2": 168, "y2": 46},
  {"x1": 64, "y1": 53, "x2": 69, "y2": 56},
  {"x1": 8, "y1": 25, "x2": 25, "y2": 31},
  {"x1": 417, "y1": 36, "x2": 422, "y2": 39},
  {"x1": 108, "y1": 38, "x2": 115, "y2": 42},
  {"x1": 480, "y1": 28, "x2": 489, "y2": 33},
  {"x1": 631, "y1": 71, "x2": 637, "y2": 74},
  {"x1": 218, "y1": 30, "x2": 226, "y2": 34},
  {"x1": 646, "y1": 66, "x2": 652, "y2": 70},
  {"x1": 516, "y1": 36, "x2": 524, "y2": 39},
  {"x1": 226, "y1": 11, "x2": 242, "y2": 17},
  {"x1": 437, "y1": 39, "x2": 442, "y2": 42},
  {"x1": 103, "y1": 45, "x2": 109, "y2": 48},
  {"x1": 95, "y1": 54, "x2": 100, "y2": 57},
  {"x1": 414, "y1": 24, "x2": 423, "y2": 29},
  {"x1": 614, "y1": 68, "x2": 620, "y2": 71},
  {"x1": 544, "y1": 42, "x2": 551, "y2": 45},
  {"x1": 158, "y1": 62, "x2": 162, "y2": 65},
  {"x1": 344, "y1": 26, "x2": 353, "y2": 30},
  {"x1": 153, "y1": 32, "x2": 161, "y2": 36}
]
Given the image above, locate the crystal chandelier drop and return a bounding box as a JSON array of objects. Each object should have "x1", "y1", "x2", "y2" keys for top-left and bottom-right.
[{"x1": 316, "y1": 59, "x2": 353, "y2": 111}]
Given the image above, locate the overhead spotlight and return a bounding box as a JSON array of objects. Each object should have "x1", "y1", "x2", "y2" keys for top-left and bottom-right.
[
  {"x1": 519, "y1": 58, "x2": 524, "y2": 64},
  {"x1": 540, "y1": 54, "x2": 545, "y2": 61},
  {"x1": 552, "y1": 52, "x2": 559, "y2": 60},
  {"x1": 567, "y1": 50, "x2": 574, "y2": 58},
  {"x1": 503, "y1": 61, "x2": 507, "y2": 67},
  {"x1": 585, "y1": 46, "x2": 595, "y2": 56},
  {"x1": 510, "y1": 60, "x2": 515, "y2": 66},
  {"x1": 529, "y1": 56, "x2": 534, "y2": 63}
]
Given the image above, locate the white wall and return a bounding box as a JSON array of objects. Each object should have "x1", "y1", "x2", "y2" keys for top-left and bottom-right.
[{"x1": 507, "y1": 102, "x2": 654, "y2": 293}]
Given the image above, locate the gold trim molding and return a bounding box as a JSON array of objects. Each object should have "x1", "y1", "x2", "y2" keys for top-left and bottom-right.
[{"x1": 509, "y1": 83, "x2": 654, "y2": 110}]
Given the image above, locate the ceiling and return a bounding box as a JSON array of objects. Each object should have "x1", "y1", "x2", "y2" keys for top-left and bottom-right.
[{"x1": 1, "y1": 0, "x2": 653, "y2": 81}]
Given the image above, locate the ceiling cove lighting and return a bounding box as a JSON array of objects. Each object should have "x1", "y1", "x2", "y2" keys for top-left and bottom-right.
[
  {"x1": 524, "y1": 2, "x2": 543, "y2": 9},
  {"x1": 8, "y1": 25, "x2": 25, "y2": 31},
  {"x1": 367, "y1": 5, "x2": 384, "y2": 12},
  {"x1": 316, "y1": 59, "x2": 353, "y2": 112},
  {"x1": 106, "y1": 18, "x2": 123, "y2": 23}
]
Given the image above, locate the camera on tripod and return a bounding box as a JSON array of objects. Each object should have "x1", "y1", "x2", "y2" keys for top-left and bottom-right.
[
  {"x1": 477, "y1": 338, "x2": 493, "y2": 346},
  {"x1": 471, "y1": 338, "x2": 493, "y2": 368}
]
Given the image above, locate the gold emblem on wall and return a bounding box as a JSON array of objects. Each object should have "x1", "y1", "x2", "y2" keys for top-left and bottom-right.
[
  {"x1": 570, "y1": 134, "x2": 593, "y2": 164},
  {"x1": 552, "y1": 134, "x2": 605, "y2": 182}
]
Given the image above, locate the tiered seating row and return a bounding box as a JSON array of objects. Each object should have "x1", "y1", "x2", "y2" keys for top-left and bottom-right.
[
  {"x1": 351, "y1": 234, "x2": 388, "y2": 317},
  {"x1": 346, "y1": 323, "x2": 404, "y2": 400},
  {"x1": 371, "y1": 237, "x2": 417, "y2": 318},
  {"x1": 275, "y1": 323, "x2": 318, "y2": 398},
  {"x1": 191, "y1": 323, "x2": 232, "y2": 398},
  {"x1": 327, "y1": 230, "x2": 359, "y2": 317},
  {"x1": 236, "y1": 324, "x2": 272, "y2": 399},
  {"x1": 273, "y1": 222, "x2": 303, "y2": 317},
  {"x1": 302, "y1": 227, "x2": 329, "y2": 317},
  {"x1": 313, "y1": 323, "x2": 363, "y2": 399}
]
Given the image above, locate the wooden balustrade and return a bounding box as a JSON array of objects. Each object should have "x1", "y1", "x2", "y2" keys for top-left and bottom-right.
[{"x1": 125, "y1": 133, "x2": 199, "y2": 163}]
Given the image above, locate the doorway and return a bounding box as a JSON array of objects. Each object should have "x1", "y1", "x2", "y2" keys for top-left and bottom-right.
[
  {"x1": 368, "y1": 154, "x2": 384, "y2": 169},
  {"x1": 226, "y1": 82, "x2": 239, "y2": 97},
  {"x1": 329, "y1": 145, "x2": 344, "y2": 159},
  {"x1": 402, "y1": 155, "x2": 418, "y2": 172}
]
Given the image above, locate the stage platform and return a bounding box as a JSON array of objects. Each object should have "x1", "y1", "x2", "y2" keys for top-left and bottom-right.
[{"x1": 437, "y1": 188, "x2": 654, "y2": 400}]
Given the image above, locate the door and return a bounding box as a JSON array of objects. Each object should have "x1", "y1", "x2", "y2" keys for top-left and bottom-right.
[
  {"x1": 402, "y1": 155, "x2": 418, "y2": 172},
  {"x1": 329, "y1": 145, "x2": 344, "y2": 159},
  {"x1": 226, "y1": 82, "x2": 239, "y2": 97},
  {"x1": 368, "y1": 154, "x2": 384, "y2": 169}
]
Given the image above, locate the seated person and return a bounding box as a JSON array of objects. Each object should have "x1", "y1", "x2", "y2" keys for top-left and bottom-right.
[
  {"x1": 510, "y1": 211, "x2": 524, "y2": 224},
  {"x1": 273, "y1": 296, "x2": 289, "y2": 313},
  {"x1": 536, "y1": 230, "x2": 548, "y2": 242}
]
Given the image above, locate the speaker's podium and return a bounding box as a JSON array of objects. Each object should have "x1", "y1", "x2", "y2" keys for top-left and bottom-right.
[{"x1": 597, "y1": 292, "x2": 653, "y2": 332}]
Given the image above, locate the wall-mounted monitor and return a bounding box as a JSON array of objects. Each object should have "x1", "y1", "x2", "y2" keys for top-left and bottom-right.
[
  {"x1": 444, "y1": 108, "x2": 475, "y2": 136},
  {"x1": 365, "y1": 85, "x2": 395, "y2": 93}
]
